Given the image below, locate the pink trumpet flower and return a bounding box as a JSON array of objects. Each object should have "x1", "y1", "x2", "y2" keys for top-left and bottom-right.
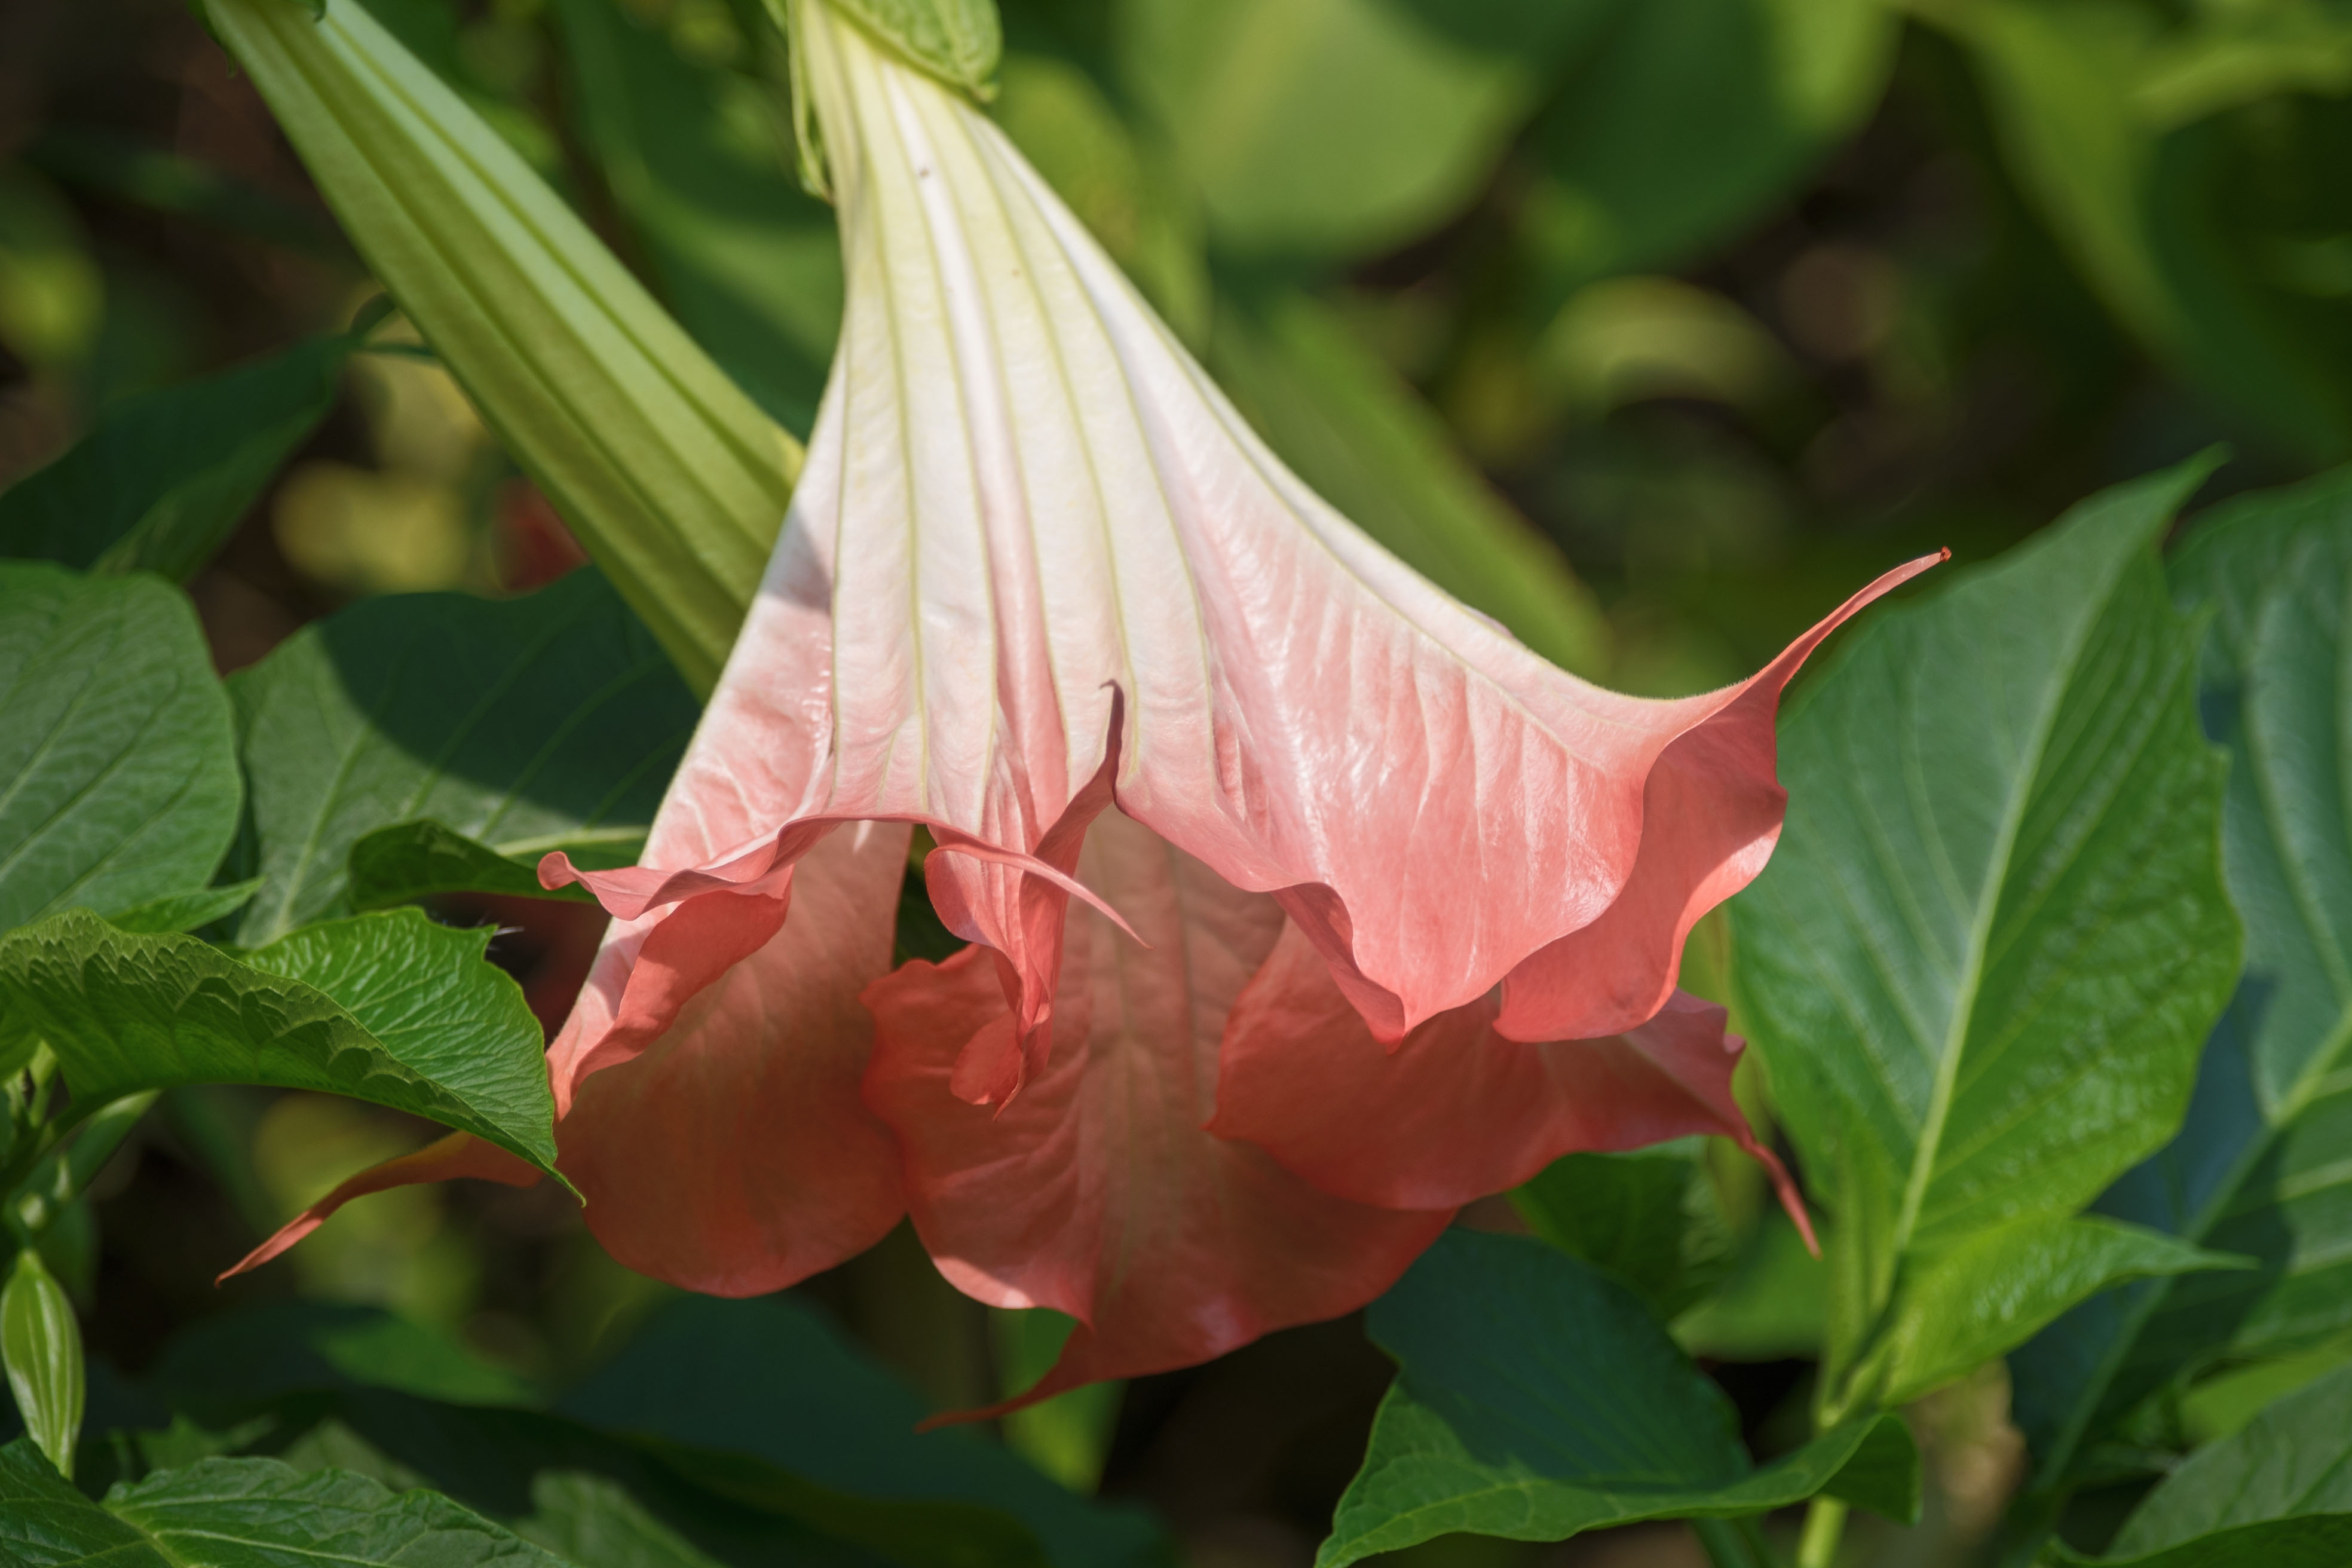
[{"x1": 228, "y1": 0, "x2": 1940, "y2": 1404}]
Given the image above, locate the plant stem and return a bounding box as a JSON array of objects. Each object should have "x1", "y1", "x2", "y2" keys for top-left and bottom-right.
[{"x1": 1796, "y1": 1497, "x2": 1849, "y2": 1568}]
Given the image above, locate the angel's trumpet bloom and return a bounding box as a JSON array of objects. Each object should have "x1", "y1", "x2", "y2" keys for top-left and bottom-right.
[
  {"x1": 228, "y1": 0, "x2": 1940, "y2": 1396},
  {"x1": 527, "y1": 1, "x2": 1934, "y2": 1392}
]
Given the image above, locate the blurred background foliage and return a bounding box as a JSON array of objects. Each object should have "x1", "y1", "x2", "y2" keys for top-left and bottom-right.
[{"x1": 4, "y1": 0, "x2": 2348, "y2": 1561}]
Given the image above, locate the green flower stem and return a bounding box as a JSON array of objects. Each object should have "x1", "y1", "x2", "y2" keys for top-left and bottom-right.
[
  {"x1": 200, "y1": 0, "x2": 802, "y2": 691},
  {"x1": 1796, "y1": 1496, "x2": 1848, "y2": 1568}
]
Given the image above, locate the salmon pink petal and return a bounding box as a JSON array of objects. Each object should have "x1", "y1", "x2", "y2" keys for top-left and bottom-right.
[
  {"x1": 1213, "y1": 924, "x2": 1815, "y2": 1250},
  {"x1": 774, "y1": 2, "x2": 1942, "y2": 1068},
  {"x1": 861, "y1": 809, "x2": 1453, "y2": 1412},
  {"x1": 217, "y1": 1132, "x2": 540, "y2": 1284},
  {"x1": 554, "y1": 822, "x2": 911, "y2": 1294}
]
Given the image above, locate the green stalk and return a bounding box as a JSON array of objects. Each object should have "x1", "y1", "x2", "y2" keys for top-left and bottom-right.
[
  {"x1": 198, "y1": 0, "x2": 800, "y2": 691},
  {"x1": 1796, "y1": 1496, "x2": 1849, "y2": 1568}
]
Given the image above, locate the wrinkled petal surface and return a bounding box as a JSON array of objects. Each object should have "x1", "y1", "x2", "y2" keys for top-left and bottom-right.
[
  {"x1": 774, "y1": 1, "x2": 1942, "y2": 1075},
  {"x1": 552, "y1": 822, "x2": 912, "y2": 1293},
  {"x1": 1214, "y1": 926, "x2": 1815, "y2": 1248},
  {"x1": 862, "y1": 809, "x2": 1453, "y2": 1411}
]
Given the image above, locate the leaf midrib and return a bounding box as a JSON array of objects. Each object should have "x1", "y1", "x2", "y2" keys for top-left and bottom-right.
[{"x1": 1886, "y1": 604, "x2": 2101, "y2": 1283}]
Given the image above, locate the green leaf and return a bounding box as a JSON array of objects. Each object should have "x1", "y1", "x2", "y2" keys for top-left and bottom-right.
[
  {"x1": 146, "y1": 1299, "x2": 1164, "y2": 1568},
  {"x1": 0, "y1": 334, "x2": 350, "y2": 583},
  {"x1": 348, "y1": 821, "x2": 610, "y2": 910},
  {"x1": 2052, "y1": 1365, "x2": 2352, "y2": 1566},
  {"x1": 1509, "y1": 1143, "x2": 1731, "y2": 1319},
  {"x1": 1865, "y1": 1217, "x2": 2246, "y2": 1410},
  {"x1": 230, "y1": 569, "x2": 696, "y2": 945},
  {"x1": 1119, "y1": 0, "x2": 1614, "y2": 261},
  {"x1": 0, "y1": 908, "x2": 559, "y2": 1178},
  {"x1": 1207, "y1": 287, "x2": 1607, "y2": 676},
  {"x1": 107, "y1": 880, "x2": 262, "y2": 935},
  {"x1": 0, "y1": 1437, "x2": 574, "y2": 1568},
  {"x1": 553, "y1": 0, "x2": 843, "y2": 435},
  {"x1": 818, "y1": 0, "x2": 1002, "y2": 97},
  {"x1": 1730, "y1": 460, "x2": 2240, "y2": 1420},
  {"x1": 515, "y1": 1472, "x2": 728, "y2": 1568},
  {"x1": 1316, "y1": 1230, "x2": 1917, "y2": 1568},
  {"x1": 1524, "y1": 0, "x2": 1895, "y2": 297},
  {"x1": 559, "y1": 1295, "x2": 1166, "y2": 1568},
  {"x1": 2014, "y1": 469, "x2": 2352, "y2": 1486},
  {"x1": 0, "y1": 565, "x2": 241, "y2": 935},
  {"x1": 2, "y1": 1251, "x2": 83, "y2": 1481},
  {"x1": 199, "y1": 0, "x2": 798, "y2": 693}
]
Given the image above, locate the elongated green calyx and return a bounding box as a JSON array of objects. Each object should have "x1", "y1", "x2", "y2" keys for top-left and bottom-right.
[
  {"x1": 1, "y1": 1250, "x2": 82, "y2": 1480},
  {"x1": 200, "y1": 0, "x2": 800, "y2": 692}
]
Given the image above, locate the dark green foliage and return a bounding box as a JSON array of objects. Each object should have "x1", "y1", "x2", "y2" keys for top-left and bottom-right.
[
  {"x1": 230, "y1": 568, "x2": 696, "y2": 944},
  {"x1": 1318, "y1": 1231, "x2": 1917, "y2": 1566}
]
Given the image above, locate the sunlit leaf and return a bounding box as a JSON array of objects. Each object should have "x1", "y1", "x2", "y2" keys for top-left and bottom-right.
[
  {"x1": 1732, "y1": 461, "x2": 2240, "y2": 1420},
  {"x1": 0, "y1": 333, "x2": 353, "y2": 583},
  {"x1": 0, "y1": 566, "x2": 240, "y2": 935},
  {"x1": 0, "y1": 908, "x2": 560, "y2": 1178},
  {"x1": 2014, "y1": 470, "x2": 2352, "y2": 1487}
]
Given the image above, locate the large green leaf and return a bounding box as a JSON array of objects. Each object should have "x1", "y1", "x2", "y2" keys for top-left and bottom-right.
[
  {"x1": 1523, "y1": 0, "x2": 1895, "y2": 299},
  {"x1": 2013, "y1": 470, "x2": 2352, "y2": 1486},
  {"x1": 0, "y1": 566, "x2": 240, "y2": 934},
  {"x1": 0, "y1": 908, "x2": 558, "y2": 1176},
  {"x1": 231, "y1": 569, "x2": 696, "y2": 944},
  {"x1": 559, "y1": 1296, "x2": 1165, "y2": 1568},
  {"x1": 1117, "y1": 0, "x2": 1614, "y2": 261},
  {"x1": 0, "y1": 1437, "x2": 572, "y2": 1568},
  {"x1": 0, "y1": 333, "x2": 352, "y2": 583},
  {"x1": 1207, "y1": 287, "x2": 1607, "y2": 676},
  {"x1": 1317, "y1": 1230, "x2": 1917, "y2": 1567},
  {"x1": 1731, "y1": 462, "x2": 2240, "y2": 1421},
  {"x1": 143, "y1": 1300, "x2": 1162, "y2": 1568},
  {"x1": 553, "y1": 0, "x2": 843, "y2": 436},
  {"x1": 2052, "y1": 1365, "x2": 2352, "y2": 1566}
]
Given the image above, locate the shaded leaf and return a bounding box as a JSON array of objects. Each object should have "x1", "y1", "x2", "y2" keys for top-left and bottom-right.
[
  {"x1": 231, "y1": 568, "x2": 696, "y2": 944},
  {"x1": 2053, "y1": 1365, "x2": 2352, "y2": 1566},
  {"x1": 1316, "y1": 1230, "x2": 1916, "y2": 1567},
  {"x1": 0, "y1": 334, "x2": 351, "y2": 583},
  {"x1": 0, "y1": 566, "x2": 240, "y2": 934},
  {"x1": 1509, "y1": 1142, "x2": 1731, "y2": 1319},
  {"x1": 2014, "y1": 470, "x2": 2352, "y2": 1485},
  {"x1": 560, "y1": 1295, "x2": 1166, "y2": 1568},
  {"x1": 0, "y1": 908, "x2": 559, "y2": 1177},
  {"x1": 1732, "y1": 462, "x2": 2239, "y2": 1419},
  {"x1": 107, "y1": 880, "x2": 262, "y2": 935},
  {"x1": 0, "y1": 1435, "x2": 573, "y2": 1568},
  {"x1": 348, "y1": 821, "x2": 608, "y2": 910}
]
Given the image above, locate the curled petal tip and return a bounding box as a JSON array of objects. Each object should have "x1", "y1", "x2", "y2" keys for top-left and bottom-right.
[{"x1": 538, "y1": 850, "x2": 579, "y2": 892}]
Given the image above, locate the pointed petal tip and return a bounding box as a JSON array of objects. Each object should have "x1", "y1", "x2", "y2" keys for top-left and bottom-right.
[
  {"x1": 215, "y1": 1132, "x2": 543, "y2": 1285},
  {"x1": 1751, "y1": 1142, "x2": 1821, "y2": 1258}
]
